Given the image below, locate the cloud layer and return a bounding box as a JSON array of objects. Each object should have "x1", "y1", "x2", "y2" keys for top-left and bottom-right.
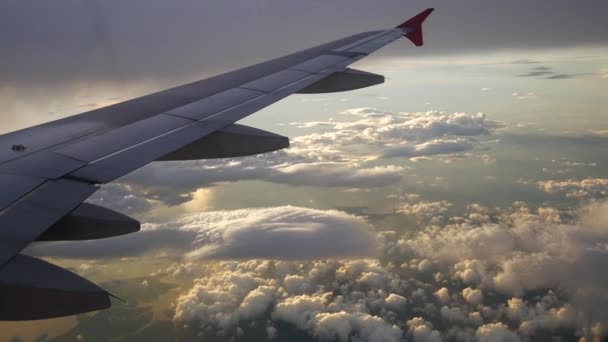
[
  {"x1": 28, "y1": 206, "x2": 376, "y2": 260},
  {"x1": 158, "y1": 199, "x2": 608, "y2": 341}
]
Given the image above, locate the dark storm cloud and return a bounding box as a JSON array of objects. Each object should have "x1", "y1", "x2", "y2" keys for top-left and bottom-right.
[
  {"x1": 517, "y1": 66, "x2": 555, "y2": 76},
  {"x1": 518, "y1": 70, "x2": 554, "y2": 77},
  {"x1": 532, "y1": 66, "x2": 553, "y2": 71},
  {"x1": 516, "y1": 65, "x2": 592, "y2": 79},
  {"x1": 1, "y1": 0, "x2": 607, "y2": 87},
  {"x1": 545, "y1": 73, "x2": 590, "y2": 79}
]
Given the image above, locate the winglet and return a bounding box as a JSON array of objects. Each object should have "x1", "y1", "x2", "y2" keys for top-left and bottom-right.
[{"x1": 396, "y1": 8, "x2": 434, "y2": 47}]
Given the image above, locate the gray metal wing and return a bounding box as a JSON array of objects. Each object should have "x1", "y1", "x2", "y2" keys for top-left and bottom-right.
[{"x1": 0, "y1": 9, "x2": 434, "y2": 320}]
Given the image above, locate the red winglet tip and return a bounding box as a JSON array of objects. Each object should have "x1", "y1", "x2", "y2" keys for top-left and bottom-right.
[{"x1": 397, "y1": 8, "x2": 434, "y2": 47}]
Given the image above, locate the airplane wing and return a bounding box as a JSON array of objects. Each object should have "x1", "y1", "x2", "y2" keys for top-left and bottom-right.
[{"x1": 0, "y1": 8, "x2": 434, "y2": 320}]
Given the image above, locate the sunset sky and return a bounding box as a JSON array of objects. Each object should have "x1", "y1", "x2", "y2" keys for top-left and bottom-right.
[{"x1": 2, "y1": 1, "x2": 608, "y2": 341}]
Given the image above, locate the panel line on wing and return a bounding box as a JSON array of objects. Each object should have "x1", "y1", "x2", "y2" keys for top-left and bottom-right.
[
  {"x1": 334, "y1": 31, "x2": 392, "y2": 51},
  {"x1": 0, "y1": 179, "x2": 98, "y2": 267}
]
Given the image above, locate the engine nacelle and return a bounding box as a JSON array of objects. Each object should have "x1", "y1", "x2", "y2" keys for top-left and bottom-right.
[
  {"x1": 0, "y1": 254, "x2": 110, "y2": 320},
  {"x1": 296, "y1": 68, "x2": 385, "y2": 94},
  {"x1": 158, "y1": 124, "x2": 289, "y2": 161},
  {"x1": 36, "y1": 203, "x2": 140, "y2": 241}
]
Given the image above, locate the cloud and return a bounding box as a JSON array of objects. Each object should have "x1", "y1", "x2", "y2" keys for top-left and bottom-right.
[
  {"x1": 476, "y1": 323, "x2": 521, "y2": 342},
  {"x1": 123, "y1": 160, "x2": 405, "y2": 207},
  {"x1": 545, "y1": 74, "x2": 576, "y2": 79},
  {"x1": 28, "y1": 206, "x2": 376, "y2": 260},
  {"x1": 397, "y1": 200, "x2": 608, "y2": 319},
  {"x1": 512, "y1": 92, "x2": 537, "y2": 100},
  {"x1": 173, "y1": 259, "x2": 410, "y2": 341},
  {"x1": 151, "y1": 199, "x2": 608, "y2": 341},
  {"x1": 517, "y1": 71, "x2": 554, "y2": 77},
  {"x1": 381, "y1": 139, "x2": 475, "y2": 159},
  {"x1": 396, "y1": 200, "x2": 453, "y2": 224},
  {"x1": 462, "y1": 287, "x2": 483, "y2": 306},
  {"x1": 86, "y1": 183, "x2": 152, "y2": 215},
  {"x1": 112, "y1": 109, "x2": 498, "y2": 207},
  {"x1": 538, "y1": 178, "x2": 608, "y2": 200},
  {"x1": 511, "y1": 60, "x2": 541, "y2": 65},
  {"x1": 407, "y1": 317, "x2": 442, "y2": 342},
  {"x1": 183, "y1": 206, "x2": 376, "y2": 260},
  {"x1": 434, "y1": 287, "x2": 451, "y2": 305},
  {"x1": 551, "y1": 159, "x2": 597, "y2": 168},
  {"x1": 516, "y1": 65, "x2": 589, "y2": 79}
]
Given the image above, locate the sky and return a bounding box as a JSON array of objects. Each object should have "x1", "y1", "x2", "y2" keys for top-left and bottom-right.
[{"x1": 1, "y1": 1, "x2": 608, "y2": 341}]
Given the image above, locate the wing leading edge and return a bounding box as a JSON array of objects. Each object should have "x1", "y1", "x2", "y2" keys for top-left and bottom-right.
[{"x1": 0, "y1": 8, "x2": 434, "y2": 320}]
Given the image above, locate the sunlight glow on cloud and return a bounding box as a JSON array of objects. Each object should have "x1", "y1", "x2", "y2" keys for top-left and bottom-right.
[
  {"x1": 28, "y1": 206, "x2": 376, "y2": 261},
  {"x1": 167, "y1": 200, "x2": 608, "y2": 341}
]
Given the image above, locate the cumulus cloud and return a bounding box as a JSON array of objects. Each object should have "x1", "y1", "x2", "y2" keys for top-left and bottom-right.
[
  {"x1": 174, "y1": 259, "x2": 409, "y2": 341},
  {"x1": 396, "y1": 201, "x2": 453, "y2": 224},
  {"x1": 434, "y1": 287, "x2": 451, "y2": 305},
  {"x1": 158, "y1": 200, "x2": 608, "y2": 341},
  {"x1": 86, "y1": 183, "x2": 152, "y2": 215},
  {"x1": 512, "y1": 92, "x2": 537, "y2": 100},
  {"x1": 385, "y1": 293, "x2": 407, "y2": 311},
  {"x1": 462, "y1": 287, "x2": 483, "y2": 306},
  {"x1": 181, "y1": 206, "x2": 376, "y2": 260},
  {"x1": 476, "y1": 323, "x2": 520, "y2": 342},
  {"x1": 538, "y1": 178, "x2": 608, "y2": 200},
  {"x1": 399, "y1": 203, "x2": 608, "y2": 295},
  {"x1": 28, "y1": 206, "x2": 376, "y2": 260},
  {"x1": 407, "y1": 317, "x2": 442, "y2": 342}
]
